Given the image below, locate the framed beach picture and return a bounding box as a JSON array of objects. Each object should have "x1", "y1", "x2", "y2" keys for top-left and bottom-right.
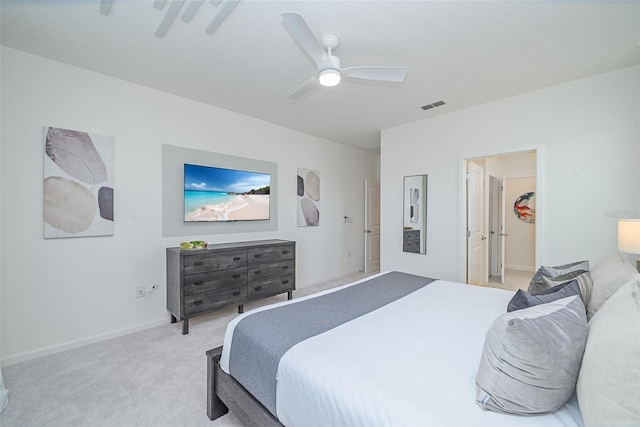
[
  {"x1": 43, "y1": 126, "x2": 114, "y2": 238},
  {"x1": 297, "y1": 168, "x2": 320, "y2": 227},
  {"x1": 183, "y1": 163, "x2": 271, "y2": 222}
]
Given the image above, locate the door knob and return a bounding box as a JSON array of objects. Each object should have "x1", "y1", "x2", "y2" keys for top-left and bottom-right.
[{"x1": 481, "y1": 236, "x2": 487, "y2": 240}]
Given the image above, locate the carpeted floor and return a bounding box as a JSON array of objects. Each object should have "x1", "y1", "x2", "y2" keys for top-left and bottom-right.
[
  {"x1": 0, "y1": 271, "x2": 368, "y2": 427},
  {"x1": 486, "y1": 268, "x2": 533, "y2": 292}
]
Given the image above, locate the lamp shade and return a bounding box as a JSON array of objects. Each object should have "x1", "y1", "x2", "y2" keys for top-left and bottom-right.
[{"x1": 618, "y1": 219, "x2": 640, "y2": 254}]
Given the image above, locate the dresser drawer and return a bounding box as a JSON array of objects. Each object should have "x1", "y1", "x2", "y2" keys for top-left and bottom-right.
[
  {"x1": 183, "y1": 268, "x2": 247, "y2": 296},
  {"x1": 183, "y1": 250, "x2": 247, "y2": 275},
  {"x1": 403, "y1": 241, "x2": 420, "y2": 253},
  {"x1": 184, "y1": 285, "x2": 247, "y2": 316},
  {"x1": 247, "y1": 244, "x2": 294, "y2": 266},
  {"x1": 248, "y1": 260, "x2": 294, "y2": 281},
  {"x1": 248, "y1": 274, "x2": 295, "y2": 299}
]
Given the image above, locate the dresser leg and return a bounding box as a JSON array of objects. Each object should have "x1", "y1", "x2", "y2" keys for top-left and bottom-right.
[
  {"x1": 170, "y1": 314, "x2": 177, "y2": 324},
  {"x1": 287, "y1": 291, "x2": 293, "y2": 300},
  {"x1": 182, "y1": 319, "x2": 189, "y2": 335}
]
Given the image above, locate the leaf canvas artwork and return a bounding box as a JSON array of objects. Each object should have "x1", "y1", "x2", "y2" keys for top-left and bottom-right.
[
  {"x1": 297, "y1": 168, "x2": 320, "y2": 227},
  {"x1": 43, "y1": 126, "x2": 114, "y2": 238}
]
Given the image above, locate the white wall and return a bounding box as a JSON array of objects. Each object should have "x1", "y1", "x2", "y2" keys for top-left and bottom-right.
[
  {"x1": 485, "y1": 152, "x2": 536, "y2": 178},
  {"x1": 381, "y1": 65, "x2": 640, "y2": 281},
  {"x1": 0, "y1": 5, "x2": 8, "y2": 409},
  {"x1": 0, "y1": 47, "x2": 378, "y2": 364}
]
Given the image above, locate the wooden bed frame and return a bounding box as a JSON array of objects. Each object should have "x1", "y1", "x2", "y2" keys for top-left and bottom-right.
[{"x1": 206, "y1": 346, "x2": 283, "y2": 427}]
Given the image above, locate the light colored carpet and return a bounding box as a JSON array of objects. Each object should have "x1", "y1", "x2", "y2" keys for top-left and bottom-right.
[
  {"x1": 487, "y1": 268, "x2": 534, "y2": 292},
  {"x1": 0, "y1": 271, "x2": 369, "y2": 427}
]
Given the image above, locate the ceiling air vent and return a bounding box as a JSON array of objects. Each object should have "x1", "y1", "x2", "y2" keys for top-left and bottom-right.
[{"x1": 421, "y1": 100, "x2": 446, "y2": 110}]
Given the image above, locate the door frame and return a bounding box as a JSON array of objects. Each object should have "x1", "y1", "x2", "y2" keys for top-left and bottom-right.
[
  {"x1": 364, "y1": 179, "x2": 381, "y2": 274},
  {"x1": 459, "y1": 145, "x2": 544, "y2": 283}
]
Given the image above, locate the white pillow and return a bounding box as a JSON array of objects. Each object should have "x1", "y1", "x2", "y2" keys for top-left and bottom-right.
[
  {"x1": 577, "y1": 278, "x2": 640, "y2": 426},
  {"x1": 587, "y1": 252, "x2": 639, "y2": 319}
]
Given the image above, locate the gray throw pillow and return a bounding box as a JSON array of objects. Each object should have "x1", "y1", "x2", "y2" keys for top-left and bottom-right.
[
  {"x1": 528, "y1": 260, "x2": 589, "y2": 295},
  {"x1": 540, "y1": 272, "x2": 592, "y2": 309},
  {"x1": 587, "y1": 252, "x2": 639, "y2": 319},
  {"x1": 507, "y1": 280, "x2": 581, "y2": 312},
  {"x1": 476, "y1": 296, "x2": 587, "y2": 415},
  {"x1": 577, "y1": 278, "x2": 640, "y2": 426}
]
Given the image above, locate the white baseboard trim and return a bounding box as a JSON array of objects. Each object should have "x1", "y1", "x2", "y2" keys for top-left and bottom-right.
[
  {"x1": 506, "y1": 264, "x2": 536, "y2": 273},
  {"x1": 1, "y1": 317, "x2": 168, "y2": 367},
  {"x1": 2, "y1": 271, "x2": 368, "y2": 367}
]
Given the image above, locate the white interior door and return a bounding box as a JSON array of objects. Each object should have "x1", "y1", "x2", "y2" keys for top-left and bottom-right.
[
  {"x1": 499, "y1": 176, "x2": 507, "y2": 283},
  {"x1": 364, "y1": 180, "x2": 380, "y2": 274},
  {"x1": 467, "y1": 162, "x2": 486, "y2": 285}
]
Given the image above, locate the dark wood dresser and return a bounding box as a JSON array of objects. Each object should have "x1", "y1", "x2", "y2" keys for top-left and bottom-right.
[{"x1": 166, "y1": 239, "x2": 295, "y2": 334}]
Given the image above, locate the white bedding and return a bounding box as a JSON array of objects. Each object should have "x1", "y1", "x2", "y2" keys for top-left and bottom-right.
[{"x1": 222, "y1": 276, "x2": 584, "y2": 427}]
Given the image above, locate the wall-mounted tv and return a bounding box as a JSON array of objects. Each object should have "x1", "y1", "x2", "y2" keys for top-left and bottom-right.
[{"x1": 184, "y1": 163, "x2": 271, "y2": 222}]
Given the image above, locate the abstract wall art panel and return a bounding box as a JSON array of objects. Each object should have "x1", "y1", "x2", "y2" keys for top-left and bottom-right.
[
  {"x1": 43, "y1": 126, "x2": 114, "y2": 238},
  {"x1": 514, "y1": 191, "x2": 535, "y2": 224},
  {"x1": 297, "y1": 168, "x2": 320, "y2": 227}
]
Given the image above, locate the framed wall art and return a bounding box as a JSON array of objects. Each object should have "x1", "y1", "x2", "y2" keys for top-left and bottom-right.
[{"x1": 43, "y1": 126, "x2": 114, "y2": 238}]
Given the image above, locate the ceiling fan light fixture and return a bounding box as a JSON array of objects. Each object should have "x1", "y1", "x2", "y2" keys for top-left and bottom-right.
[{"x1": 318, "y1": 69, "x2": 341, "y2": 87}]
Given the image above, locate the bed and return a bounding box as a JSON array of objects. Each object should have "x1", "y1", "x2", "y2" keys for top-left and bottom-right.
[{"x1": 206, "y1": 271, "x2": 591, "y2": 426}]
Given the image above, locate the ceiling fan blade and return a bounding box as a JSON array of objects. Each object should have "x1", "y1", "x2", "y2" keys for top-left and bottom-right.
[
  {"x1": 342, "y1": 66, "x2": 408, "y2": 83},
  {"x1": 287, "y1": 77, "x2": 318, "y2": 101},
  {"x1": 205, "y1": 0, "x2": 240, "y2": 34},
  {"x1": 155, "y1": 0, "x2": 186, "y2": 38},
  {"x1": 281, "y1": 12, "x2": 327, "y2": 69},
  {"x1": 99, "y1": 0, "x2": 113, "y2": 16},
  {"x1": 181, "y1": 0, "x2": 203, "y2": 23}
]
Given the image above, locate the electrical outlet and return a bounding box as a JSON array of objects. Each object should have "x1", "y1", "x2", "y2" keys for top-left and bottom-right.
[{"x1": 136, "y1": 286, "x2": 145, "y2": 298}]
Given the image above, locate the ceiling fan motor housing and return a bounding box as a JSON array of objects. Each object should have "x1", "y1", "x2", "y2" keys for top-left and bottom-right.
[{"x1": 321, "y1": 33, "x2": 340, "y2": 51}]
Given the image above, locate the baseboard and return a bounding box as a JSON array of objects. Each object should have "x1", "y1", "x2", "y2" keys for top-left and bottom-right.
[
  {"x1": 1, "y1": 317, "x2": 168, "y2": 367},
  {"x1": 2, "y1": 270, "x2": 367, "y2": 367},
  {"x1": 505, "y1": 264, "x2": 535, "y2": 272}
]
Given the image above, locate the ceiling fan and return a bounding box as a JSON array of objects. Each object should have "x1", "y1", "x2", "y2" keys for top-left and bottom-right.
[{"x1": 281, "y1": 12, "x2": 409, "y2": 100}]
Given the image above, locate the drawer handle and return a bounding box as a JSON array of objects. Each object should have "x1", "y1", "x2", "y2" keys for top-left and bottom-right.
[
  {"x1": 254, "y1": 286, "x2": 262, "y2": 292},
  {"x1": 194, "y1": 261, "x2": 204, "y2": 266},
  {"x1": 232, "y1": 291, "x2": 241, "y2": 297},
  {"x1": 233, "y1": 274, "x2": 241, "y2": 279},
  {"x1": 283, "y1": 280, "x2": 289, "y2": 285},
  {"x1": 283, "y1": 250, "x2": 290, "y2": 255},
  {"x1": 233, "y1": 257, "x2": 241, "y2": 261},
  {"x1": 254, "y1": 270, "x2": 262, "y2": 275},
  {"x1": 193, "y1": 281, "x2": 203, "y2": 286},
  {"x1": 254, "y1": 254, "x2": 262, "y2": 258},
  {"x1": 282, "y1": 265, "x2": 289, "y2": 270},
  {"x1": 193, "y1": 300, "x2": 203, "y2": 306}
]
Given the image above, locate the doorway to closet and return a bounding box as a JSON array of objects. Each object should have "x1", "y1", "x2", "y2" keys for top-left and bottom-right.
[{"x1": 465, "y1": 150, "x2": 537, "y2": 292}]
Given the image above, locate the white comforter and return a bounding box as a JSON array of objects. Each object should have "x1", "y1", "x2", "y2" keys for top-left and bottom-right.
[{"x1": 222, "y1": 275, "x2": 584, "y2": 427}]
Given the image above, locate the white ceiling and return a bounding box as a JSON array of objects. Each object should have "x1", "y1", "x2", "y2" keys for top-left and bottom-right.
[{"x1": 2, "y1": 1, "x2": 639, "y2": 151}]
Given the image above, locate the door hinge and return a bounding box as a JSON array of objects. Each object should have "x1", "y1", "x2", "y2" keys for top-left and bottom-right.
[{"x1": 466, "y1": 229, "x2": 471, "y2": 238}]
